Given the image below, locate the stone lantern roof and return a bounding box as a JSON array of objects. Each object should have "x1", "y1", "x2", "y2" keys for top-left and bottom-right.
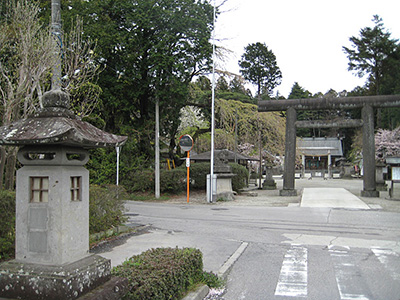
[{"x1": 0, "y1": 89, "x2": 127, "y2": 148}]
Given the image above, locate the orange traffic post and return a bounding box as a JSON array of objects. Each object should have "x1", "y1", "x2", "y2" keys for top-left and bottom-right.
[
  {"x1": 179, "y1": 134, "x2": 194, "y2": 204},
  {"x1": 187, "y1": 151, "x2": 190, "y2": 203}
]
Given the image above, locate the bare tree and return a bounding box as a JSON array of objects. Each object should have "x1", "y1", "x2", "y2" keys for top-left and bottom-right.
[
  {"x1": 0, "y1": 1, "x2": 102, "y2": 190},
  {"x1": 0, "y1": 0, "x2": 56, "y2": 189},
  {"x1": 62, "y1": 17, "x2": 102, "y2": 118}
]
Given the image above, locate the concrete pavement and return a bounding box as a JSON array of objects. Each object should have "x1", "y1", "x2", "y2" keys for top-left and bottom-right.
[
  {"x1": 95, "y1": 178, "x2": 400, "y2": 299},
  {"x1": 98, "y1": 184, "x2": 372, "y2": 270},
  {"x1": 96, "y1": 227, "x2": 248, "y2": 299},
  {"x1": 301, "y1": 187, "x2": 371, "y2": 209},
  {"x1": 98, "y1": 227, "x2": 245, "y2": 272}
]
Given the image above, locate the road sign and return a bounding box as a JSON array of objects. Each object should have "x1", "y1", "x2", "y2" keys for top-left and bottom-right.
[
  {"x1": 179, "y1": 134, "x2": 194, "y2": 203},
  {"x1": 179, "y1": 134, "x2": 194, "y2": 152}
]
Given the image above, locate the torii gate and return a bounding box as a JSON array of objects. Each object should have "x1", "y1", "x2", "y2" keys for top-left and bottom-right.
[{"x1": 258, "y1": 95, "x2": 400, "y2": 197}]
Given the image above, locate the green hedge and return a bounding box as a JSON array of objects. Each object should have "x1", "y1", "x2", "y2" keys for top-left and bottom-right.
[
  {"x1": 123, "y1": 168, "x2": 187, "y2": 194},
  {"x1": 160, "y1": 168, "x2": 187, "y2": 193},
  {"x1": 229, "y1": 163, "x2": 249, "y2": 191},
  {"x1": 89, "y1": 184, "x2": 127, "y2": 234},
  {"x1": 123, "y1": 163, "x2": 249, "y2": 194},
  {"x1": 0, "y1": 190, "x2": 16, "y2": 261},
  {"x1": 189, "y1": 163, "x2": 210, "y2": 190},
  {"x1": 112, "y1": 247, "x2": 203, "y2": 300},
  {"x1": 190, "y1": 162, "x2": 249, "y2": 192}
]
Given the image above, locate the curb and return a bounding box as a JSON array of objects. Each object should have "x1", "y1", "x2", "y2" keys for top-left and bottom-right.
[
  {"x1": 217, "y1": 242, "x2": 249, "y2": 281},
  {"x1": 182, "y1": 285, "x2": 210, "y2": 300},
  {"x1": 182, "y1": 241, "x2": 249, "y2": 300}
]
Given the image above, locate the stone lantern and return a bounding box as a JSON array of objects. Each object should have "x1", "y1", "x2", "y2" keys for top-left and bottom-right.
[{"x1": 0, "y1": 89, "x2": 127, "y2": 299}]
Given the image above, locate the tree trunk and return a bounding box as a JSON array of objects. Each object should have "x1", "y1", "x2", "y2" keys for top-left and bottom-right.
[
  {"x1": 4, "y1": 147, "x2": 17, "y2": 191},
  {"x1": 0, "y1": 146, "x2": 6, "y2": 190}
]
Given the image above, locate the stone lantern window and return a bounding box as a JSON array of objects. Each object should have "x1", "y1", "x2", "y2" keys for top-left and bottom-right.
[
  {"x1": 30, "y1": 177, "x2": 49, "y2": 203},
  {"x1": 70, "y1": 176, "x2": 82, "y2": 201}
]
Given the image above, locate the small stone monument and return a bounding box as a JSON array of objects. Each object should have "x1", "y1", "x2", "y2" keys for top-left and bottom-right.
[
  {"x1": 213, "y1": 150, "x2": 236, "y2": 201},
  {"x1": 262, "y1": 167, "x2": 276, "y2": 190},
  {"x1": 0, "y1": 89, "x2": 127, "y2": 299},
  {"x1": 375, "y1": 162, "x2": 388, "y2": 191},
  {"x1": 386, "y1": 157, "x2": 400, "y2": 200}
]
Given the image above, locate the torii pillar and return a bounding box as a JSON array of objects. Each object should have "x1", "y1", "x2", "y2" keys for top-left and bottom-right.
[
  {"x1": 258, "y1": 95, "x2": 400, "y2": 197},
  {"x1": 361, "y1": 104, "x2": 379, "y2": 197},
  {"x1": 280, "y1": 107, "x2": 297, "y2": 196}
]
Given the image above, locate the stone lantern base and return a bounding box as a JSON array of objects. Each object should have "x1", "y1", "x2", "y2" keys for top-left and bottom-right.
[
  {"x1": 215, "y1": 173, "x2": 236, "y2": 201},
  {"x1": 0, "y1": 255, "x2": 110, "y2": 300},
  {"x1": 280, "y1": 189, "x2": 298, "y2": 196}
]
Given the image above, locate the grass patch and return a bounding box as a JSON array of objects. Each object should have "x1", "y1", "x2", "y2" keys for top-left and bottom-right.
[{"x1": 128, "y1": 192, "x2": 172, "y2": 201}]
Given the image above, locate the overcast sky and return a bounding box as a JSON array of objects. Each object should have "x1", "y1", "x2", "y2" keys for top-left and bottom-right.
[{"x1": 214, "y1": 0, "x2": 400, "y2": 98}]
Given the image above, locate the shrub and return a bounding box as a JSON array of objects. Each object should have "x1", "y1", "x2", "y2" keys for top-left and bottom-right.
[
  {"x1": 201, "y1": 271, "x2": 225, "y2": 289},
  {"x1": 189, "y1": 162, "x2": 249, "y2": 192},
  {"x1": 112, "y1": 247, "x2": 203, "y2": 300},
  {"x1": 124, "y1": 170, "x2": 155, "y2": 193},
  {"x1": 122, "y1": 162, "x2": 249, "y2": 194},
  {"x1": 160, "y1": 168, "x2": 187, "y2": 193},
  {"x1": 89, "y1": 184, "x2": 127, "y2": 234},
  {"x1": 0, "y1": 190, "x2": 16, "y2": 261},
  {"x1": 189, "y1": 163, "x2": 210, "y2": 190},
  {"x1": 123, "y1": 168, "x2": 187, "y2": 194},
  {"x1": 229, "y1": 163, "x2": 249, "y2": 191}
]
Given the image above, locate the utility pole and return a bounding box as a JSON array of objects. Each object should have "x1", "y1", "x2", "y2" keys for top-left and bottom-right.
[
  {"x1": 155, "y1": 100, "x2": 160, "y2": 198},
  {"x1": 209, "y1": 0, "x2": 216, "y2": 203},
  {"x1": 234, "y1": 108, "x2": 238, "y2": 163},
  {"x1": 51, "y1": 0, "x2": 62, "y2": 90}
]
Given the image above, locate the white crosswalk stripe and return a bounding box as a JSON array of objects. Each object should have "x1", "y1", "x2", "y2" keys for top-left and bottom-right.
[
  {"x1": 270, "y1": 245, "x2": 400, "y2": 299},
  {"x1": 329, "y1": 248, "x2": 371, "y2": 300},
  {"x1": 275, "y1": 245, "x2": 308, "y2": 298},
  {"x1": 371, "y1": 248, "x2": 400, "y2": 281}
]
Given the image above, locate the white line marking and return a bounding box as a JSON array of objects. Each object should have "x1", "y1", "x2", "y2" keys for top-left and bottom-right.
[
  {"x1": 282, "y1": 233, "x2": 400, "y2": 253},
  {"x1": 329, "y1": 250, "x2": 370, "y2": 300},
  {"x1": 372, "y1": 248, "x2": 400, "y2": 281},
  {"x1": 275, "y1": 246, "x2": 308, "y2": 298}
]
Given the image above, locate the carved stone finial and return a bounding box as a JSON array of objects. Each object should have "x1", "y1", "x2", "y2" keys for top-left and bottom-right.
[
  {"x1": 35, "y1": 89, "x2": 75, "y2": 118},
  {"x1": 42, "y1": 89, "x2": 70, "y2": 109}
]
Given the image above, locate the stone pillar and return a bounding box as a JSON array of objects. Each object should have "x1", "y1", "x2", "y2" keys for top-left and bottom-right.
[
  {"x1": 280, "y1": 107, "x2": 297, "y2": 196},
  {"x1": 301, "y1": 155, "x2": 306, "y2": 178},
  {"x1": 361, "y1": 105, "x2": 379, "y2": 197},
  {"x1": 15, "y1": 146, "x2": 90, "y2": 265}
]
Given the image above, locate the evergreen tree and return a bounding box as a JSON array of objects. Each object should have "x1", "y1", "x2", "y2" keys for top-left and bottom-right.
[
  {"x1": 343, "y1": 15, "x2": 400, "y2": 128},
  {"x1": 239, "y1": 42, "x2": 282, "y2": 99},
  {"x1": 40, "y1": 0, "x2": 215, "y2": 162},
  {"x1": 343, "y1": 15, "x2": 398, "y2": 96}
]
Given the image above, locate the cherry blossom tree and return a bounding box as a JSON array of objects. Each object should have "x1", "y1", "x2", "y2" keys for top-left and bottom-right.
[{"x1": 375, "y1": 126, "x2": 400, "y2": 161}]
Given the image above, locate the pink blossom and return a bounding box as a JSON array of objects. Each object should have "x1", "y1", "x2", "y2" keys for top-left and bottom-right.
[{"x1": 375, "y1": 126, "x2": 400, "y2": 160}]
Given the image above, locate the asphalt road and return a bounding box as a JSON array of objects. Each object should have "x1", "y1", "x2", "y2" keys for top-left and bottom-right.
[{"x1": 123, "y1": 198, "x2": 400, "y2": 300}]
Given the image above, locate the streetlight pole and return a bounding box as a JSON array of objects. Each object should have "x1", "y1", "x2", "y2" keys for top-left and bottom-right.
[
  {"x1": 155, "y1": 99, "x2": 160, "y2": 198},
  {"x1": 209, "y1": 0, "x2": 216, "y2": 203}
]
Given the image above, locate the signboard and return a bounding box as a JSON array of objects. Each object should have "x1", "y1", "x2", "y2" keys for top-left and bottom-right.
[
  {"x1": 179, "y1": 134, "x2": 194, "y2": 152},
  {"x1": 392, "y1": 167, "x2": 400, "y2": 181}
]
